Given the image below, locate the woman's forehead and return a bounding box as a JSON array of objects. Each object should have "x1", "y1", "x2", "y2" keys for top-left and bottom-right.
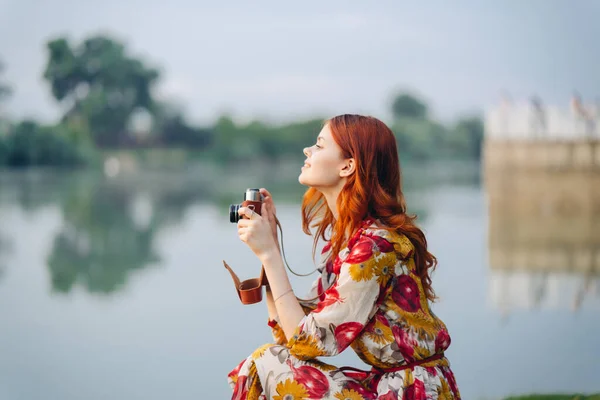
[{"x1": 318, "y1": 125, "x2": 332, "y2": 140}]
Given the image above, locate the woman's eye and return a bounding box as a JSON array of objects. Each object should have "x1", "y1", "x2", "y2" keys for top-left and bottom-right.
[{"x1": 315, "y1": 144, "x2": 322, "y2": 149}]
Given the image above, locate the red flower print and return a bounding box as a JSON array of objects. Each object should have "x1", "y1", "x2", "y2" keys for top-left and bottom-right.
[
  {"x1": 402, "y1": 378, "x2": 426, "y2": 400},
  {"x1": 317, "y1": 279, "x2": 326, "y2": 302},
  {"x1": 289, "y1": 362, "x2": 330, "y2": 399},
  {"x1": 391, "y1": 325, "x2": 416, "y2": 363},
  {"x1": 342, "y1": 370, "x2": 369, "y2": 382},
  {"x1": 379, "y1": 389, "x2": 398, "y2": 400},
  {"x1": 346, "y1": 225, "x2": 367, "y2": 249},
  {"x1": 334, "y1": 322, "x2": 364, "y2": 352},
  {"x1": 314, "y1": 286, "x2": 342, "y2": 313},
  {"x1": 344, "y1": 381, "x2": 377, "y2": 400},
  {"x1": 362, "y1": 231, "x2": 395, "y2": 253},
  {"x1": 322, "y1": 242, "x2": 332, "y2": 253},
  {"x1": 435, "y1": 329, "x2": 451, "y2": 352},
  {"x1": 325, "y1": 259, "x2": 334, "y2": 275},
  {"x1": 375, "y1": 314, "x2": 390, "y2": 327},
  {"x1": 231, "y1": 375, "x2": 247, "y2": 400},
  {"x1": 333, "y1": 257, "x2": 343, "y2": 275},
  {"x1": 344, "y1": 240, "x2": 374, "y2": 265},
  {"x1": 392, "y1": 275, "x2": 421, "y2": 312},
  {"x1": 228, "y1": 359, "x2": 244, "y2": 380}
]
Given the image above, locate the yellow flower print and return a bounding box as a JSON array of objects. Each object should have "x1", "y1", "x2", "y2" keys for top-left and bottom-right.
[
  {"x1": 251, "y1": 343, "x2": 272, "y2": 360},
  {"x1": 334, "y1": 388, "x2": 363, "y2": 400},
  {"x1": 413, "y1": 344, "x2": 432, "y2": 360},
  {"x1": 373, "y1": 252, "x2": 396, "y2": 286},
  {"x1": 393, "y1": 234, "x2": 414, "y2": 258},
  {"x1": 290, "y1": 333, "x2": 326, "y2": 359},
  {"x1": 437, "y1": 377, "x2": 453, "y2": 400},
  {"x1": 400, "y1": 309, "x2": 438, "y2": 335},
  {"x1": 307, "y1": 359, "x2": 337, "y2": 372},
  {"x1": 365, "y1": 318, "x2": 394, "y2": 345},
  {"x1": 273, "y1": 324, "x2": 287, "y2": 345},
  {"x1": 348, "y1": 258, "x2": 375, "y2": 281},
  {"x1": 273, "y1": 378, "x2": 309, "y2": 400}
]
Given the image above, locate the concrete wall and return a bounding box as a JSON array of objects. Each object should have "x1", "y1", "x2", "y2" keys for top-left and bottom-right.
[{"x1": 483, "y1": 140, "x2": 600, "y2": 171}]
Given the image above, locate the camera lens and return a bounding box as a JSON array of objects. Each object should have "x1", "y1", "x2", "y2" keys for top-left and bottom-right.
[{"x1": 229, "y1": 204, "x2": 240, "y2": 223}]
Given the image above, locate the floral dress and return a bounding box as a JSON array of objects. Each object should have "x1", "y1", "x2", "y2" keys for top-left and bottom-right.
[{"x1": 228, "y1": 219, "x2": 461, "y2": 400}]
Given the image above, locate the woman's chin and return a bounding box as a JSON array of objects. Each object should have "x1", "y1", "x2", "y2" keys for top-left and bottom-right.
[
  {"x1": 298, "y1": 173, "x2": 307, "y2": 185},
  {"x1": 298, "y1": 172, "x2": 312, "y2": 187}
]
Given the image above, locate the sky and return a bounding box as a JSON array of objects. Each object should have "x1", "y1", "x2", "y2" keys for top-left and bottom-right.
[{"x1": 0, "y1": 0, "x2": 598, "y2": 125}]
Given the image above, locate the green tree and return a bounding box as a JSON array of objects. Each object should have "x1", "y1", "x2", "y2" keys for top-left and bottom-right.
[
  {"x1": 3, "y1": 120, "x2": 86, "y2": 167},
  {"x1": 448, "y1": 116, "x2": 484, "y2": 160},
  {"x1": 392, "y1": 93, "x2": 428, "y2": 119},
  {"x1": 152, "y1": 101, "x2": 214, "y2": 148},
  {"x1": 42, "y1": 35, "x2": 160, "y2": 147},
  {"x1": 392, "y1": 118, "x2": 446, "y2": 160}
]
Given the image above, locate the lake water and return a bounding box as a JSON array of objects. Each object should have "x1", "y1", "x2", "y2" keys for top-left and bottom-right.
[{"x1": 0, "y1": 164, "x2": 598, "y2": 400}]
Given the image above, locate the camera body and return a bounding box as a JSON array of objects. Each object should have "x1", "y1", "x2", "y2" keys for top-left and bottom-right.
[{"x1": 230, "y1": 188, "x2": 263, "y2": 223}]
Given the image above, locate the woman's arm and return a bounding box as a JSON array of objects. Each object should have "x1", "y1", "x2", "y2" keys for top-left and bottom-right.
[
  {"x1": 260, "y1": 249, "x2": 306, "y2": 340},
  {"x1": 236, "y1": 189, "x2": 306, "y2": 341},
  {"x1": 265, "y1": 288, "x2": 278, "y2": 321},
  {"x1": 260, "y1": 188, "x2": 282, "y2": 324}
]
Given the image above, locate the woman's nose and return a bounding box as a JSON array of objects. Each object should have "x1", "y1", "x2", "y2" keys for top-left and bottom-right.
[{"x1": 303, "y1": 147, "x2": 310, "y2": 157}]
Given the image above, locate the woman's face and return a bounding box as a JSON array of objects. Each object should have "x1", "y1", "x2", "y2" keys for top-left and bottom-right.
[{"x1": 298, "y1": 124, "x2": 350, "y2": 189}]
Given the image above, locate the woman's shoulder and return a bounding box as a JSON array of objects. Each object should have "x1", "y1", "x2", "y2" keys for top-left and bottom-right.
[{"x1": 362, "y1": 220, "x2": 415, "y2": 259}]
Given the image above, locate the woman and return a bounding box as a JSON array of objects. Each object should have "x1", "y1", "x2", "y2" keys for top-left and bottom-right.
[{"x1": 228, "y1": 114, "x2": 460, "y2": 399}]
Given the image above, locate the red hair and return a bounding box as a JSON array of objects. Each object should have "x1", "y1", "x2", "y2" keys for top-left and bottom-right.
[{"x1": 301, "y1": 114, "x2": 438, "y2": 301}]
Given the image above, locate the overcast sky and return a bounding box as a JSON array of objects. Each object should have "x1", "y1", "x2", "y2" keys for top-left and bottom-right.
[{"x1": 0, "y1": 0, "x2": 598, "y2": 125}]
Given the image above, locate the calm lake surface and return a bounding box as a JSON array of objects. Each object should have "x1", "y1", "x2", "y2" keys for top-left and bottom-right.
[{"x1": 0, "y1": 163, "x2": 598, "y2": 400}]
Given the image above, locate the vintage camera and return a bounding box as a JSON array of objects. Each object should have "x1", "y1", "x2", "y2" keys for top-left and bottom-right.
[{"x1": 229, "y1": 188, "x2": 263, "y2": 223}]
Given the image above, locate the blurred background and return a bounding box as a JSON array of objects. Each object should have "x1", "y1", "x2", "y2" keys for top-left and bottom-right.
[{"x1": 0, "y1": 1, "x2": 599, "y2": 399}]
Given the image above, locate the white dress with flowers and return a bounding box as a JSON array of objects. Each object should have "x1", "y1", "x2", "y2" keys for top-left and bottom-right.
[{"x1": 228, "y1": 220, "x2": 461, "y2": 400}]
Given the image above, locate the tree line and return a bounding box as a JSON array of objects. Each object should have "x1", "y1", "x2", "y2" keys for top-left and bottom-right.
[{"x1": 0, "y1": 35, "x2": 483, "y2": 168}]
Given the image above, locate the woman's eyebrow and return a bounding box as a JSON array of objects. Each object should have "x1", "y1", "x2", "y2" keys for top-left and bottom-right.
[{"x1": 317, "y1": 136, "x2": 324, "y2": 142}]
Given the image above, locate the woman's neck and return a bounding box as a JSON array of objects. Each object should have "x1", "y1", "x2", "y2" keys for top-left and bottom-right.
[{"x1": 321, "y1": 182, "x2": 345, "y2": 220}]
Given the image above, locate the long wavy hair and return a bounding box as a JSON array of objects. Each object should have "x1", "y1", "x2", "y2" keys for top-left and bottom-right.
[{"x1": 301, "y1": 114, "x2": 438, "y2": 301}]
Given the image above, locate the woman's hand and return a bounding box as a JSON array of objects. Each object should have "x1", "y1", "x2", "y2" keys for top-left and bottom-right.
[
  {"x1": 260, "y1": 188, "x2": 279, "y2": 246},
  {"x1": 237, "y1": 202, "x2": 279, "y2": 261}
]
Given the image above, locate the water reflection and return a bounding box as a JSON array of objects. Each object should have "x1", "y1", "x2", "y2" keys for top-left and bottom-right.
[
  {"x1": 46, "y1": 171, "x2": 223, "y2": 294},
  {"x1": 0, "y1": 162, "x2": 471, "y2": 295},
  {"x1": 486, "y1": 170, "x2": 600, "y2": 314}
]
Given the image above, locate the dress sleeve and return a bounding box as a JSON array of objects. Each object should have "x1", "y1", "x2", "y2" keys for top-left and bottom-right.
[{"x1": 286, "y1": 232, "x2": 397, "y2": 360}]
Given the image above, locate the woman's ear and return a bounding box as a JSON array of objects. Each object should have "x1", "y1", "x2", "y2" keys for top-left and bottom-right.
[{"x1": 339, "y1": 158, "x2": 356, "y2": 177}]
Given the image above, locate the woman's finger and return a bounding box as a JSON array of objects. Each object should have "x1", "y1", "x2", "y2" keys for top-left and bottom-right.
[
  {"x1": 259, "y1": 188, "x2": 272, "y2": 200},
  {"x1": 237, "y1": 206, "x2": 258, "y2": 220},
  {"x1": 237, "y1": 218, "x2": 252, "y2": 228},
  {"x1": 261, "y1": 189, "x2": 276, "y2": 206},
  {"x1": 261, "y1": 201, "x2": 270, "y2": 219}
]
